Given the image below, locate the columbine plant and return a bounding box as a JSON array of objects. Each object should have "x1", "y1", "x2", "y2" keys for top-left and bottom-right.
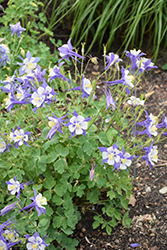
[{"x1": 0, "y1": 25, "x2": 165, "y2": 250}]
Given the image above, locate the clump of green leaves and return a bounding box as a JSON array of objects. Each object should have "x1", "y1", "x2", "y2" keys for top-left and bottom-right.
[{"x1": 0, "y1": 27, "x2": 165, "y2": 250}]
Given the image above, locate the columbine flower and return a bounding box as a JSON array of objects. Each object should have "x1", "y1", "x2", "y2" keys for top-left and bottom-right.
[
  {"x1": 46, "y1": 113, "x2": 67, "y2": 140},
  {"x1": 0, "y1": 231, "x2": 20, "y2": 249},
  {"x1": 104, "y1": 66, "x2": 134, "y2": 95},
  {"x1": 58, "y1": 38, "x2": 84, "y2": 62},
  {"x1": 0, "y1": 137, "x2": 7, "y2": 154},
  {"x1": 127, "y1": 96, "x2": 145, "y2": 106},
  {"x1": 99, "y1": 144, "x2": 121, "y2": 169},
  {"x1": 119, "y1": 149, "x2": 133, "y2": 170},
  {"x1": 103, "y1": 87, "x2": 116, "y2": 110},
  {"x1": 10, "y1": 21, "x2": 26, "y2": 38},
  {"x1": 31, "y1": 82, "x2": 56, "y2": 112},
  {"x1": 17, "y1": 51, "x2": 40, "y2": 75},
  {"x1": 104, "y1": 52, "x2": 122, "y2": 70},
  {"x1": 48, "y1": 62, "x2": 70, "y2": 82},
  {"x1": 125, "y1": 49, "x2": 145, "y2": 71},
  {"x1": 6, "y1": 175, "x2": 25, "y2": 199},
  {"x1": 0, "y1": 44, "x2": 10, "y2": 68},
  {"x1": 130, "y1": 243, "x2": 141, "y2": 248},
  {"x1": 10, "y1": 127, "x2": 30, "y2": 147},
  {"x1": 4, "y1": 229, "x2": 19, "y2": 242},
  {"x1": 66, "y1": 111, "x2": 91, "y2": 138},
  {"x1": 20, "y1": 189, "x2": 47, "y2": 216},
  {"x1": 72, "y1": 75, "x2": 93, "y2": 98},
  {"x1": 25, "y1": 232, "x2": 49, "y2": 250},
  {"x1": 157, "y1": 114, "x2": 167, "y2": 129},
  {"x1": 141, "y1": 142, "x2": 158, "y2": 169},
  {"x1": 136, "y1": 57, "x2": 157, "y2": 72}
]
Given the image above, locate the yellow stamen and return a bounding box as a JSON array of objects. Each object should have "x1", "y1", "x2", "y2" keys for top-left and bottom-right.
[
  {"x1": 32, "y1": 243, "x2": 38, "y2": 249},
  {"x1": 27, "y1": 62, "x2": 35, "y2": 70},
  {"x1": 10, "y1": 185, "x2": 16, "y2": 190},
  {"x1": 152, "y1": 155, "x2": 158, "y2": 160},
  {"x1": 76, "y1": 123, "x2": 81, "y2": 129},
  {"x1": 151, "y1": 125, "x2": 157, "y2": 132},
  {"x1": 0, "y1": 246, "x2": 5, "y2": 250},
  {"x1": 108, "y1": 153, "x2": 113, "y2": 160},
  {"x1": 39, "y1": 197, "x2": 47, "y2": 205},
  {"x1": 16, "y1": 92, "x2": 23, "y2": 99},
  {"x1": 0, "y1": 142, "x2": 4, "y2": 148},
  {"x1": 34, "y1": 97, "x2": 41, "y2": 102},
  {"x1": 48, "y1": 121, "x2": 56, "y2": 128},
  {"x1": 86, "y1": 83, "x2": 92, "y2": 88},
  {"x1": 8, "y1": 232, "x2": 14, "y2": 240},
  {"x1": 127, "y1": 75, "x2": 134, "y2": 81},
  {"x1": 16, "y1": 135, "x2": 23, "y2": 140},
  {"x1": 121, "y1": 158, "x2": 127, "y2": 164}
]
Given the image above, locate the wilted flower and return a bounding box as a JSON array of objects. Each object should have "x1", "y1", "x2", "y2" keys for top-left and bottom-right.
[
  {"x1": 0, "y1": 44, "x2": 10, "y2": 68},
  {"x1": 25, "y1": 231, "x2": 49, "y2": 250},
  {"x1": 66, "y1": 111, "x2": 91, "y2": 138},
  {"x1": 58, "y1": 38, "x2": 84, "y2": 62},
  {"x1": 130, "y1": 243, "x2": 141, "y2": 247},
  {"x1": 10, "y1": 21, "x2": 26, "y2": 38},
  {"x1": 125, "y1": 49, "x2": 145, "y2": 71}
]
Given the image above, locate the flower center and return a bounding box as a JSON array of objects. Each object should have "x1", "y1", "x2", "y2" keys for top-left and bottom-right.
[
  {"x1": 108, "y1": 153, "x2": 114, "y2": 160},
  {"x1": 34, "y1": 97, "x2": 41, "y2": 102},
  {"x1": 27, "y1": 62, "x2": 35, "y2": 70},
  {"x1": 16, "y1": 135, "x2": 23, "y2": 140},
  {"x1": 7, "y1": 233, "x2": 14, "y2": 240},
  {"x1": 16, "y1": 92, "x2": 23, "y2": 99},
  {"x1": 151, "y1": 125, "x2": 157, "y2": 132},
  {"x1": 39, "y1": 197, "x2": 47, "y2": 205},
  {"x1": 0, "y1": 142, "x2": 4, "y2": 148},
  {"x1": 76, "y1": 123, "x2": 81, "y2": 129},
  {"x1": 32, "y1": 243, "x2": 38, "y2": 249},
  {"x1": 0, "y1": 246, "x2": 5, "y2": 250},
  {"x1": 86, "y1": 83, "x2": 92, "y2": 88},
  {"x1": 127, "y1": 75, "x2": 134, "y2": 82},
  {"x1": 121, "y1": 158, "x2": 127, "y2": 164},
  {"x1": 48, "y1": 121, "x2": 57, "y2": 128},
  {"x1": 10, "y1": 185, "x2": 17, "y2": 190}
]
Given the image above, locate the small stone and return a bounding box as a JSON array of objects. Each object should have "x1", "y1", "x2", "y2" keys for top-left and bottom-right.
[
  {"x1": 102, "y1": 232, "x2": 107, "y2": 236},
  {"x1": 82, "y1": 228, "x2": 86, "y2": 233},
  {"x1": 115, "y1": 239, "x2": 119, "y2": 244},
  {"x1": 150, "y1": 233, "x2": 155, "y2": 236},
  {"x1": 142, "y1": 192, "x2": 146, "y2": 195},
  {"x1": 146, "y1": 186, "x2": 151, "y2": 193},
  {"x1": 134, "y1": 187, "x2": 137, "y2": 191},
  {"x1": 159, "y1": 187, "x2": 167, "y2": 194},
  {"x1": 79, "y1": 233, "x2": 83, "y2": 237}
]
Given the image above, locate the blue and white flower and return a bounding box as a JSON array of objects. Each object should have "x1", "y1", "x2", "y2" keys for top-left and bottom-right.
[
  {"x1": 99, "y1": 144, "x2": 121, "y2": 169},
  {"x1": 66, "y1": 111, "x2": 91, "y2": 138},
  {"x1": 17, "y1": 51, "x2": 40, "y2": 75},
  {"x1": 25, "y1": 232, "x2": 49, "y2": 250},
  {"x1": 127, "y1": 96, "x2": 145, "y2": 106}
]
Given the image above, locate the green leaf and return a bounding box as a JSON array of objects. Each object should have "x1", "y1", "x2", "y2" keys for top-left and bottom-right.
[
  {"x1": 92, "y1": 220, "x2": 100, "y2": 229},
  {"x1": 53, "y1": 216, "x2": 62, "y2": 228},
  {"x1": 86, "y1": 188, "x2": 100, "y2": 203},
  {"x1": 60, "y1": 147, "x2": 69, "y2": 157},
  {"x1": 98, "y1": 132, "x2": 110, "y2": 146},
  {"x1": 52, "y1": 194, "x2": 63, "y2": 205},
  {"x1": 38, "y1": 217, "x2": 49, "y2": 227},
  {"x1": 83, "y1": 141, "x2": 92, "y2": 156},
  {"x1": 162, "y1": 64, "x2": 167, "y2": 70},
  {"x1": 106, "y1": 128, "x2": 118, "y2": 144},
  {"x1": 106, "y1": 224, "x2": 112, "y2": 235},
  {"x1": 43, "y1": 176, "x2": 56, "y2": 189},
  {"x1": 120, "y1": 195, "x2": 129, "y2": 209},
  {"x1": 38, "y1": 155, "x2": 47, "y2": 171},
  {"x1": 54, "y1": 183, "x2": 67, "y2": 197},
  {"x1": 54, "y1": 159, "x2": 66, "y2": 174},
  {"x1": 122, "y1": 211, "x2": 132, "y2": 228},
  {"x1": 46, "y1": 152, "x2": 58, "y2": 163},
  {"x1": 43, "y1": 190, "x2": 52, "y2": 200}
]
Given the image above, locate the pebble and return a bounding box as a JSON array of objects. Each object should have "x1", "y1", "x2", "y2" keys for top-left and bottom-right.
[
  {"x1": 82, "y1": 228, "x2": 86, "y2": 232},
  {"x1": 146, "y1": 186, "x2": 151, "y2": 193}
]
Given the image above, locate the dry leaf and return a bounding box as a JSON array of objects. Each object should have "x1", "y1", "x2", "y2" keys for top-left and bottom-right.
[
  {"x1": 128, "y1": 195, "x2": 136, "y2": 207},
  {"x1": 91, "y1": 71, "x2": 101, "y2": 76},
  {"x1": 145, "y1": 91, "x2": 154, "y2": 98}
]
